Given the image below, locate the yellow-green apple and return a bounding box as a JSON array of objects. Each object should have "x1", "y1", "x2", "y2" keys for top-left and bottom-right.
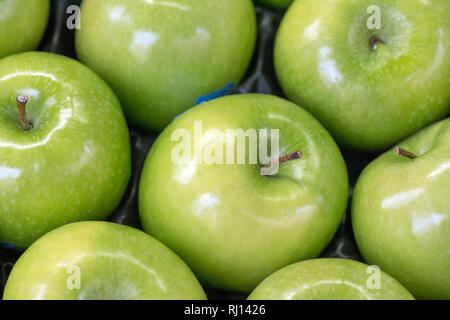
[
  {"x1": 76, "y1": 0, "x2": 257, "y2": 132},
  {"x1": 0, "y1": 52, "x2": 131, "y2": 249},
  {"x1": 274, "y1": 0, "x2": 450, "y2": 151},
  {"x1": 248, "y1": 258, "x2": 414, "y2": 300},
  {"x1": 352, "y1": 118, "x2": 450, "y2": 299},
  {"x1": 0, "y1": 0, "x2": 50, "y2": 59},
  {"x1": 3, "y1": 221, "x2": 206, "y2": 300},
  {"x1": 139, "y1": 94, "x2": 348, "y2": 293}
]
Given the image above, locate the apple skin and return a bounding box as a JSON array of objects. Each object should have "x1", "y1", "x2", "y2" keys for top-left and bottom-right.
[
  {"x1": 2, "y1": 221, "x2": 207, "y2": 300},
  {"x1": 254, "y1": 0, "x2": 293, "y2": 10},
  {"x1": 75, "y1": 0, "x2": 257, "y2": 132},
  {"x1": 0, "y1": 52, "x2": 131, "y2": 249},
  {"x1": 248, "y1": 258, "x2": 414, "y2": 300},
  {"x1": 352, "y1": 118, "x2": 450, "y2": 300},
  {"x1": 0, "y1": 0, "x2": 50, "y2": 59},
  {"x1": 274, "y1": 0, "x2": 450, "y2": 151},
  {"x1": 139, "y1": 94, "x2": 348, "y2": 293}
]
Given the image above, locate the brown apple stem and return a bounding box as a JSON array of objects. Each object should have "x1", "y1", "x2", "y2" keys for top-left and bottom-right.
[
  {"x1": 278, "y1": 150, "x2": 302, "y2": 164},
  {"x1": 16, "y1": 95, "x2": 30, "y2": 130},
  {"x1": 268, "y1": 150, "x2": 303, "y2": 167},
  {"x1": 261, "y1": 150, "x2": 302, "y2": 176},
  {"x1": 395, "y1": 147, "x2": 417, "y2": 159}
]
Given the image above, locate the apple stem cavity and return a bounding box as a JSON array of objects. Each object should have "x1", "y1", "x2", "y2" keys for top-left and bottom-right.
[
  {"x1": 395, "y1": 147, "x2": 417, "y2": 160},
  {"x1": 17, "y1": 94, "x2": 31, "y2": 130},
  {"x1": 369, "y1": 36, "x2": 384, "y2": 51}
]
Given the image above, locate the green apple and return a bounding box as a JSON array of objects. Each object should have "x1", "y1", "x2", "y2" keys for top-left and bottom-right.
[
  {"x1": 0, "y1": 52, "x2": 131, "y2": 249},
  {"x1": 75, "y1": 0, "x2": 257, "y2": 132},
  {"x1": 139, "y1": 94, "x2": 348, "y2": 293},
  {"x1": 248, "y1": 258, "x2": 414, "y2": 300},
  {"x1": 352, "y1": 118, "x2": 450, "y2": 300},
  {"x1": 0, "y1": 0, "x2": 50, "y2": 59},
  {"x1": 3, "y1": 221, "x2": 207, "y2": 300},
  {"x1": 254, "y1": 0, "x2": 294, "y2": 10},
  {"x1": 274, "y1": 0, "x2": 450, "y2": 151}
]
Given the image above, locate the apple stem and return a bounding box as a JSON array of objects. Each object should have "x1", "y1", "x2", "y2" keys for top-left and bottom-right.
[
  {"x1": 395, "y1": 147, "x2": 417, "y2": 160},
  {"x1": 268, "y1": 150, "x2": 303, "y2": 168},
  {"x1": 369, "y1": 36, "x2": 383, "y2": 50},
  {"x1": 277, "y1": 150, "x2": 303, "y2": 164},
  {"x1": 17, "y1": 95, "x2": 31, "y2": 130},
  {"x1": 260, "y1": 150, "x2": 302, "y2": 176}
]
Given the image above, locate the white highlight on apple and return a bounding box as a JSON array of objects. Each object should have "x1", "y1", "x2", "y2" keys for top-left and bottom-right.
[
  {"x1": 173, "y1": 159, "x2": 197, "y2": 185},
  {"x1": 304, "y1": 19, "x2": 320, "y2": 41},
  {"x1": 34, "y1": 284, "x2": 48, "y2": 300},
  {"x1": 171, "y1": 121, "x2": 280, "y2": 175},
  {"x1": 424, "y1": 28, "x2": 446, "y2": 77},
  {"x1": 0, "y1": 166, "x2": 21, "y2": 180},
  {"x1": 427, "y1": 161, "x2": 450, "y2": 178},
  {"x1": 318, "y1": 46, "x2": 343, "y2": 84},
  {"x1": 284, "y1": 280, "x2": 374, "y2": 300},
  {"x1": 143, "y1": 0, "x2": 191, "y2": 11},
  {"x1": 108, "y1": 5, "x2": 129, "y2": 22},
  {"x1": 0, "y1": 107, "x2": 72, "y2": 150},
  {"x1": 381, "y1": 188, "x2": 424, "y2": 209},
  {"x1": 191, "y1": 193, "x2": 220, "y2": 220},
  {"x1": 412, "y1": 212, "x2": 447, "y2": 236},
  {"x1": 129, "y1": 30, "x2": 160, "y2": 62}
]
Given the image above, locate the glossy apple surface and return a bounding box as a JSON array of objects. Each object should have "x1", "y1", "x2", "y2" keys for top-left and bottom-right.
[
  {"x1": 0, "y1": 0, "x2": 50, "y2": 59},
  {"x1": 3, "y1": 221, "x2": 206, "y2": 300},
  {"x1": 76, "y1": 0, "x2": 257, "y2": 132},
  {"x1": 0, "y1": 52, "x2": 131, "y2": 249},
  {"x1": 139, "y1": 94, "x2": 348, "y2": 293},
  {"x1": 352, "y1": 118, "x2": 450, "y2": 299},
  {"x1": 275, "y1": 0, "x2": 450, "y2": 151},
  {"x1": 248, "y1": 258, "x2": 414, "y2": 300},
  {"x1": 255, "y1": 0, "x2": 293, "y2": 10}
]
